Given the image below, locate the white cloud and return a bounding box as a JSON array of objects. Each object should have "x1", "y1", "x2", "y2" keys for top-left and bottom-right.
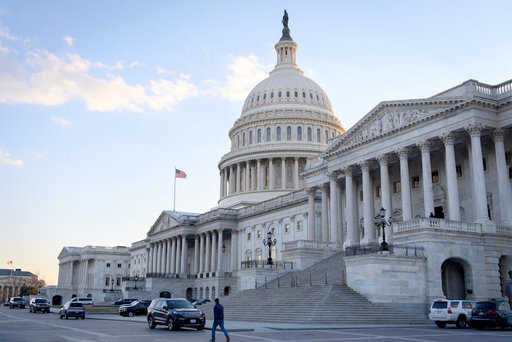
[
  {"x1": 156, "y1": 66, "x2": 175, "y2": 75},
  {"x1": 0, "y1": 50, "x2": 198, "y2": 112},
  {"x1": 129, "y1": 61, "x2": 140, "y2": 68},
  {"x1": 0, "y1": 27, "x2": 17, "y2": 41},
  {"x1": 63, "y1": 36, "x2": 74, "y2": 47},
  {"x1": 0, "y1": 147, "x2": 23, "y2": 166},
  {"x1": 51, "y1": 115, "x2": 72, "y2": 127},
  {"x1": 207, "y1": 54, "x2": 269, "y2": 101}
]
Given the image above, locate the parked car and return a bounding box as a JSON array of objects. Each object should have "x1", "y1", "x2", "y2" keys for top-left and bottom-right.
[
  {"x1": 114, "y1": 298, "x2": 138, "y2": 306},
  {"x1": 9, "y1": 297, "x2": 26, "y2": 309},
  {"x1": 70, "y1": 297, "x2": 93, "y2": 305},
  {"x1": 429, "y1": 298, "x2": 474, "y2": 328},
  {"x1": 146, "y1": 298, "x2": 205, "y2": 331},
  {"x1": 119, "y1": 300, "x2": 151, "y2": 317},
  {"x1": 470, "y1": 299, "x2": 512, "y2": 329},
  {"x1": 29, "y1": 298, "x2": 50, "y2": 313},
  {"x1": 59, "y1": 302, "x2": 85, "y2": 320}
]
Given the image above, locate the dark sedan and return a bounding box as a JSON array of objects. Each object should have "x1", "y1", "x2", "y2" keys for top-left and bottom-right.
[
  {"x1": 147, "y1": 298, "x2": 205, "y2": 331},
  {"x1": 114, "y1": 298, "x2": 138, "y2": 306},
  {"x1": 59, "y1": 302, "x2": 85, "y2": 320},
  {"x1": 29, "y1": 298, "x2": 50, "y2": 313},
  {"x1": 9, "y1": 297, "x2": 26, "y2": 309},
  {"x1": 119, "y1": 300, "x2": 151, "y2": 317},
  {"x1": 470, "y1": 300, "x2": 512, "y2": 329}
]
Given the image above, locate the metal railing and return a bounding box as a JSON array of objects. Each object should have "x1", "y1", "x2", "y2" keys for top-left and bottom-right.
[
  {"x1": 393, "y1": 218, "x2": 482, "y2": 234},
  {"x1": 121, "y1": 276, "x2": 146, "y2": 281},
  {"x1": 240, "y1": 260, "x2": 293, "y2": 271},
  {"x1": 344, "y1": 245, "x2": 424, "y2": 257}
]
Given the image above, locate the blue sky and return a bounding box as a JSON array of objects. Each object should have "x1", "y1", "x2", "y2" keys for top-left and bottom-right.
[{"x1": 1, "y1": 1, "x2": 511, "y2": 285}]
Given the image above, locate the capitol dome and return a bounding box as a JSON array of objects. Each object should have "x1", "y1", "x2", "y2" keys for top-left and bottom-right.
[{"x1": 218, "y1": 12, "x2": 344, "y2": 208}]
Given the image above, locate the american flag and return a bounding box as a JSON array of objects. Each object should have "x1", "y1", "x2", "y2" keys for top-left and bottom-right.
[
  {"x1": 175, "y1": 169, "x2": 187, "y2": 179},
  {"x1": 6, "y1": 260, "x2": 12, "y2": 265}
]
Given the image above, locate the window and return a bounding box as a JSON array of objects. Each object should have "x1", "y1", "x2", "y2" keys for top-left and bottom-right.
[
  {"x1": 462, "y1": 302, "x2": 473, "y2": 309},
  {"x1": 257, "y1": 129, "x2": 262, "y2": 143},
  {"x1": 256, "y1": 95, "x2": 259, "y2": 102},
  {"x1": 359, "y1": 190, "x2": 363, "y2": 201},
  {"x1": 106, "y1": 263, "x2": 111, "y2": 268},
  {"x1": 287, "y1": 126, "x2": 292, "y2": 140},
  {"x1": 310, "y1": 93, "x2": 313, "y2": 99},
  {"x1": 316, "y1": 128, "x2": 321, "y2": 143},
  {"x1": 450, "y1": 301, "x2": 459, "y2": 308},
  {"x1": 278, "y1": 91, "x2": 282, "y2": 98},
  {"x1": 266, "y1": 127, "x2": 271, "y2": 142},
  {"x1": 237, "y1": 135, "x2": 240, "y2": 148},
  {"x1": 432, "y1": 170, "x2": 439, "y2": 183},
  {"x1": 249, "y1": 130, "x2": 253, "y2": 144},
  {"x1": 117, "y1": 263, "x2": 122, "y2": 268},
  {"x1": 256, "y1": 230, "x2": 261, "y2": 239},
  {"x1": 509, "y1": 167, "x2": 512, "y2": 179},
  {"x1": 247, "y1": 232, "x2": 251, "y2": 241},
  {"x1": 376, "y1": 185, "x2": 381, "y2": 198},
  {"x1": 393, "y1": 181, "x2": 401, "y2": 193},
  {"x1": 302, "y1": 92, "x2": 306, "y2": 98},
  {"x1": 105, "y1": 277, "x2": 110, "y2": 286},
  {"x1": 286, "y1": 91, "x2": 290, "y2": 97},
  {"x1": 270, "y1": 92, "x2": 274, "y2": 98},
  {"x1": 116, "y1": 277, "x2": 121, "y2": 286},
  {"x1": 284, "y1": 224, "x2": 290, "y2": 233},
  {"x1": 271, "y1": 227, "x2": 276, "y2": 235},
  {"x1": 307, "y1": 127, "x2": 312, "y2": 142},
  {"x1": 296, "y1": 221, "x2": 303, "y2": 232},
  {"x1": 276, "y1": 127, "x2": 281, "y2": 141},
  {"x1": 332, "y1": 132, "x2": 335, "y2": 138},
  {"x1": 483, "y1": 158, "x2": 487, "y2": 171},
  {"x1": 456, "y1": 165, "x2": 462, "y2": 178},
  {"x1": 325, "y1": 130, "x2": 329, "y2": 143},
  {"x1": 411, "y1": 176, "x2": 420, "y2": 189},
  {"x1": 316, "y1": 95, "x2": 319, "y2": 101},
  {"x1": 294, "y1": 91, "x2": 298, "y2": 97},
  {"x1": 297, "y1": 127, "x2": 302, "y2": 141},
  {"x1": 263, "y1": 93, "x2": 266, "y2": 100},
  {"x1": 506, "y1": 151, "x2": 511, "y2": 165}
]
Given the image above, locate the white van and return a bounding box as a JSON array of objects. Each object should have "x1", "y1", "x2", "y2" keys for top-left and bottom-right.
[
  {"x1": 429, "y1": 298, "x2": 474, "y2": 328},
  {"x1": 70, "y1": 297, "x2": 94, "y2": 306}
]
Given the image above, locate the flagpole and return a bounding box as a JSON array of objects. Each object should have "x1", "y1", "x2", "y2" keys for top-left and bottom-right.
[{"x1": 173, "y1": 166, "x2": 176, "y2": 212}]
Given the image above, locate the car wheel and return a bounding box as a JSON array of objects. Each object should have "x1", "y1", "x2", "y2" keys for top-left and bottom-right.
[
  {"x1": 128, "y1": 312, "x2": 134, "y2": 317},
  {"x1": 147, "y1": 316, "x2": 156, "y2": 329},
  {"x1": 81, "y1": 315, "x2": 85, "y2": 320},
  {"x1": 197, "y1": 325, "x2": 204, "y2": 331},
  {"x1": 435, "y1": 321, "x2": 446, "y2": 328},
  {"x1": 167, "y1": 319, "x2": 175, "y2": 331},
  {"x1": 456, "y1": 316, "x2": 467, "y2": 329}
]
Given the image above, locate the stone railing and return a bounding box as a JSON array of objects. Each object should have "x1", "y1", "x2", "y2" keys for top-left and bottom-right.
[
  {"x1": 472, "y1": 79, "x2": 512, "y2": 100},
  {"x1": 240, "y1": 260, "x2": 294, "y2": 271},
  {"x1": 283, "y1": 239, "x2": 337, "y2": 250},
  {"x1": 393, "y1": 218, "x2": 482, "y2": 233},
  {"x1": 496, "y1": 224, "x2": 512, "y2": 235},
  {"x1": 345, "y1": 245, "x2": 424, "y2": 257},
  {"x1": 196, "y1": 208, "x2": 238, "y2": 224},
  {"x1": 237, "y1": 190, "x2": 307, "y2": 218}
]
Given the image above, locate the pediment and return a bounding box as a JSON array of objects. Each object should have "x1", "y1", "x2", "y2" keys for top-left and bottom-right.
[{"x1": 147, "y1": 211, "x2": 181, "y2": 236}]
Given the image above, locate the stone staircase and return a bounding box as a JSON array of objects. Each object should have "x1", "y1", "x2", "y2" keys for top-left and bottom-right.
[{"x1": 201, "y1": 252, "x2": 428, "y2": 324}]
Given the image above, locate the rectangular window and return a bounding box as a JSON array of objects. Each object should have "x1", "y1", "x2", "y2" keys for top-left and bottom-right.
[
  {"x1": 249, "y1": 130, "x2": 253, "y2": 144},
  {"x1": 450, "y1": 301, "x2": 459, "y2": 308},
  {"x1": 296, "y1": 221, "x2": 303, "y2": 231},
  {"x1": 456, "y1": 165, "x2": 462, "y2": 178},
  {"x1": 432, "y1": 170, "x2": 439, "y2": 184},
  {"x1": 117, "y1": 263, "x2": 122, "y2": 268},
  {"x1": 316, "y1": 128, "x2": 321, "y2": 143},
  {"x1": 376, "y1": 185, "x2": 381, "y2": 198},
  {"x1": 277, "y1": 127, "x2": 281, "y2": 141},
  {"x1": 247, "y1": 232, "x2": 251, "y2": 241},
  {"x1": 359, "y1": 190, "x2": 363, "y2": 201},
  {"x1": 116, "y1": 277, "x2": 121, "y2": 286},
  {"x1": 483, "y1": 157, "x2": 487, "y2": 171},
  {"x1": 297, "y1": 127, "x2": 302, "y2": 141},
  {"x1": 285, "y1": 224, "x2": 290, "y2": 233},
  {"x1": 256, "y1": 230, "x2": 261, "y2": 239},
  {"x1": 411, "y1": 176, "x2": 420, "y2": 189},
  {"x1": 105, "y1": 277, "x2": 110, "y2": 286},
  {"x1": 257, "y1": 129, "x2": 261, "y2": 143},
  {"x1": 509, "y1": 167, "x2": 512, "y2": 180},
  {"x1": 506, "y1": 151, "x2": 511, "y2": 165},
  {"x1": 106, "y1": 263, "x2": 110, "y2": 268},
  {"x1": 287, "y1": 126, "x2": 292, "y2": 141},
  {"x1": 393, "y1": 181, "x2": 401, "y2": 193}
]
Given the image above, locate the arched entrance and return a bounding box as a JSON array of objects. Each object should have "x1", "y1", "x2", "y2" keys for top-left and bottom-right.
[
  {"x1": 441, "y1": 258, "x2": 469, "y2": 299},
  {"x1": 52, "y1": 295, "x2": 62, "y2": 306},
  {"x1": 186, "y1": 288, "x2": 193, "y2": 300},
  {"x1": 159, "y1": 291, "x2": 171, "y2": 298}
]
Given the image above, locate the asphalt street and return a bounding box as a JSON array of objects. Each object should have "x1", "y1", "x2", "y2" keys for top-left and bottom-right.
[{"x1": 2, "y1": 306, "x2": 512, "y2": 342}]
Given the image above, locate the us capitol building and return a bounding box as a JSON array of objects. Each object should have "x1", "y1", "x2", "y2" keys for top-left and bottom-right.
[{"x1": 49, "y1": 13, "x2": 512, "y2": 313}]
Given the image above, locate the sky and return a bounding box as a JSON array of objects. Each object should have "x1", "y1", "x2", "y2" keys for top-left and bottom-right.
[{"x1": 1, "y1": 1, "x2": 512, "y2": 285}]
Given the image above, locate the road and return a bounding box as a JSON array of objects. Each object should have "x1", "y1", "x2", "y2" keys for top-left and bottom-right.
[{"x1": 2, "y1": 306, "x2": 512, "y2": 342}]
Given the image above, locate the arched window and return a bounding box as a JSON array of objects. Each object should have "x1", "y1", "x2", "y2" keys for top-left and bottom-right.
[
  {"x1": 294, "y1": 91, "x2": 298, "y2": 97},
  {"x1": 250, "y1": 130, "x2": 253, "y2": 144},
  {"x1": 307, "y1": 127, "x2": 312, "y2": 142},
  {"x1": 256, "y1": 248, "x2": 263, "y2": 264},
  {"x1": 297, "y1": 127, "x2": 302, "y2": 141},
  {"x1": 276, "y1": 127, "x2": 281, "y2": 141},
  {"x1": 257, "y1": 129, "x2": 262, "y2": 143},
  {"x1": 302, "y1": 92, "x2": 306, "y2": 98},
  {"x1": 287, "y1": 126, "x2": 292, "y2": 141},
  {"x1": 286, "y1": 91, "x2": 290, "y2": 97},
  {"x1": 278, "y1": 91, "x2": 282, "y2": 98},
  {"x1": 266, "y1": 127, "x2": 271, "y2": 142},
  {"x1": 316, "y1": 128, "x2": 321, "y2": 143},
  {"x1": 243, "y1": 132, "x2": 246, "y2": 146}
]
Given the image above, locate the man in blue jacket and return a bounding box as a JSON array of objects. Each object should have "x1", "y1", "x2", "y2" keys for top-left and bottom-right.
[{"x1": 211, "y1": 298, "x2": 230, "y2": 342}]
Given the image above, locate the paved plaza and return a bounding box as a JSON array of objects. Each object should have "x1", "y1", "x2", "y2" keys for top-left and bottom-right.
[{"x1": 2, "y1": 307, "x2": 512, "y2": 342}]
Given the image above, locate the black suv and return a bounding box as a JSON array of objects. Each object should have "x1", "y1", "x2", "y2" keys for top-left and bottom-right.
[
  {"x1": 114, "y1": 298, "x2": 138, "y2": 305},
  {"x1": 9, "y1": 297, "x2": 26, "y2": 309},
  {"x1": 147, "y1": 298, "x2": 205, "y2": 331},
  {"x1": 119, "y1": 300, "x2": 151, "y2": 317},
  {"x1": 470, "y1": 300, "x2": 512, "y2": 329},
  {"x1": 59, "y1": 302, "x2": 85, "y2": 320},
  {"x1": 29, "y1": 298, "x2": 50, "y2": 313}
]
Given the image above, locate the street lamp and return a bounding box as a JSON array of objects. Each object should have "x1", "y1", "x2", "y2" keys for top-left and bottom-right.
[
  {"x1": 262, "y1": 230, "x2": 277, "y2": 265},
  {"x1": 374, "y1": 207, "x2": 392, "y2": 251}
]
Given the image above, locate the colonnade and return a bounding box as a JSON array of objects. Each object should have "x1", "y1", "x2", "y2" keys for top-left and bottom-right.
[
  {"x1": 147, "y1": 230, "x2": 238, "y2": 277},
  {"x1": 306, "y1": 126, "x2": 512, "y2": 249},
  {"x1": 0, "y1": 286, "x2": 20, "y2": 301},
  {"x1": 220, "y1": 157, "x2": 303, "y2": 198}
]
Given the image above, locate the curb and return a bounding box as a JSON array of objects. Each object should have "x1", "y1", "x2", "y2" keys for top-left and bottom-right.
[{"x1": 267, "y1": 324, "x2": 433, "y2": 330}]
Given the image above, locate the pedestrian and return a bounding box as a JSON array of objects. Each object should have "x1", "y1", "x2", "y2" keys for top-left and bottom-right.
[{"x1": 211, "y1": 298, "x2": 230, "y2": 342}]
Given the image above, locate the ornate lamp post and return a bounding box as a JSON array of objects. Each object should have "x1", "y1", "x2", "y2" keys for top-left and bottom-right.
[
  {"x1": 374, "y1": 207, "x2": 392, "y2": 251},
  {"x1": 262, "y1": 230, "x2": 277, "y2": 265}
]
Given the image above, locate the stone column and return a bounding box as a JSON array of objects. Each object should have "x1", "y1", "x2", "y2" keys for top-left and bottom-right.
[
  {"x1": 294, "y1": 157, "x2": 300, "y2": 189},
  {"x1": 467, "y1": 124, "x2": 489, "y2": 223},
  {"x1": 281, "y1": 158, "x2": 286, "y2": 189},
  {"x1": 180, "y1": 235, "x2": 187, "y2": 274},
  {"x1": 378, "y1": 155, "x2": 392, "y2": 227},
  {"x1": 418, "y1": 141, "x2": 434, "y2": 218},
  {"x1": 251, "y1": 164, "x2": 257, "y2": 191},
  {"x1": 269, "y1": 158, "x2": 274, "y2": 190},
  {"x1": 442, "y1": 132, "x2": 461, "y2": 221},
  {"x1": 175, "y1": 237, "x2": 181, "y2": 275},
  {"x1": 329, "y1": 174, "x2": 339, "y2": 244},
  {"x1": 211, "y1": 231, "x2": 217, "y2": 273},
  {"x1": 217, "y1": 229, "x2": 224, "y2": 274},
  {"x1": 493, "y1": 129, "x2": 512, "y2": 224},
  {"x1": 236, "y1": 163, "x2": 241, "y2": 193},
  {"x1": 155, "y1": 242, "x2": 161, "y2": 274},
  {"x1": 205, "y1": 232, "x2": 211, "y2": 273},
  {"x1": 361, "y1": 161, "x2": 376, "y2": 245},
  {"x1": 170, "y1": 238, "x2": 176, "y2": 274},
  {"x1": 321, "y1": 184, "x2": 329, "y2": 242},
  {"x1": 147, "y1": 246, "x2": 153, "y2": 274},
  {"x1": 193, "y1": 236, "x2": 199, "y2": 274},
  {"x1": 344, "y1": 167, "x2": 359, "y2": 248},
  {"x1": 163, "y1": 240, "x2": 168, "y2": 274},
  {"x1": 231, "y1": 230, "x2": 238, "y2": 272},
  {"x1": 223, "y1": 168, "x2": 227, "y2": 197},
  {"x1": 245, "y1": 161, "x2": 250, "y2": 192},
  {"x1": 256, "y1": 159, "x2": 262, "y2": 191},
  {"x1": 219, "y1": 170, "x2": 223, "y2": 199},
  {"x1": 199, "y1": 234, "x2": 204, "y2": 274},
  {"x1": 231, "y1": 165, "x2": 236, "y2": 194},
  {"x1": 307, "y1": 188, "x2": 316, "y2": 240},
  {"x1": 398, "y1": 148, "x2": 412, "y2": 221}
]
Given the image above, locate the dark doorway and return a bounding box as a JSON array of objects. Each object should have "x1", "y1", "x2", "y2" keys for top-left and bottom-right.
[
  {"x1": 186, "y1": 288, "x2": 193, "y2": 300},
  {"x1": 224, "y1": 287, "x2": 230, "y2": 296},
  {"x1": 442, "y1": 259, "x2": 466, "y2": 299},
  {"x1": 434, "y1": 206, "x2": 445, "y2": 219},
  {"x1": 52, "y1": 295, "x2": 62, "y2": 306},
  {"x1": 159, "y1": 291, "x2": 171, "y2": 298}
]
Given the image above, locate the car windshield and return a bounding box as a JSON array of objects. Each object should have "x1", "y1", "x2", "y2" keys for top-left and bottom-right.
[
  {"x1": 79, "y1": 298, "x2": 90, "y2": 301},
  {"x1": 167, "y1": 300, "x2": 194, "y2": 309},
  {"x1": 13, "y1": 298, "x2": 23, "y2": 302},
  {"x1": 475, "y1": 302, "x2": 496, "y2": 311},
  {"x1": 35, "y1": 299, "x2": 48, "y2": 304},
  {"x1": 432, "y1": 301, "x2": 447, "y2": 309},
  {"x1": 70, "y1": 303, "x2": 83, "y2": 308}
]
